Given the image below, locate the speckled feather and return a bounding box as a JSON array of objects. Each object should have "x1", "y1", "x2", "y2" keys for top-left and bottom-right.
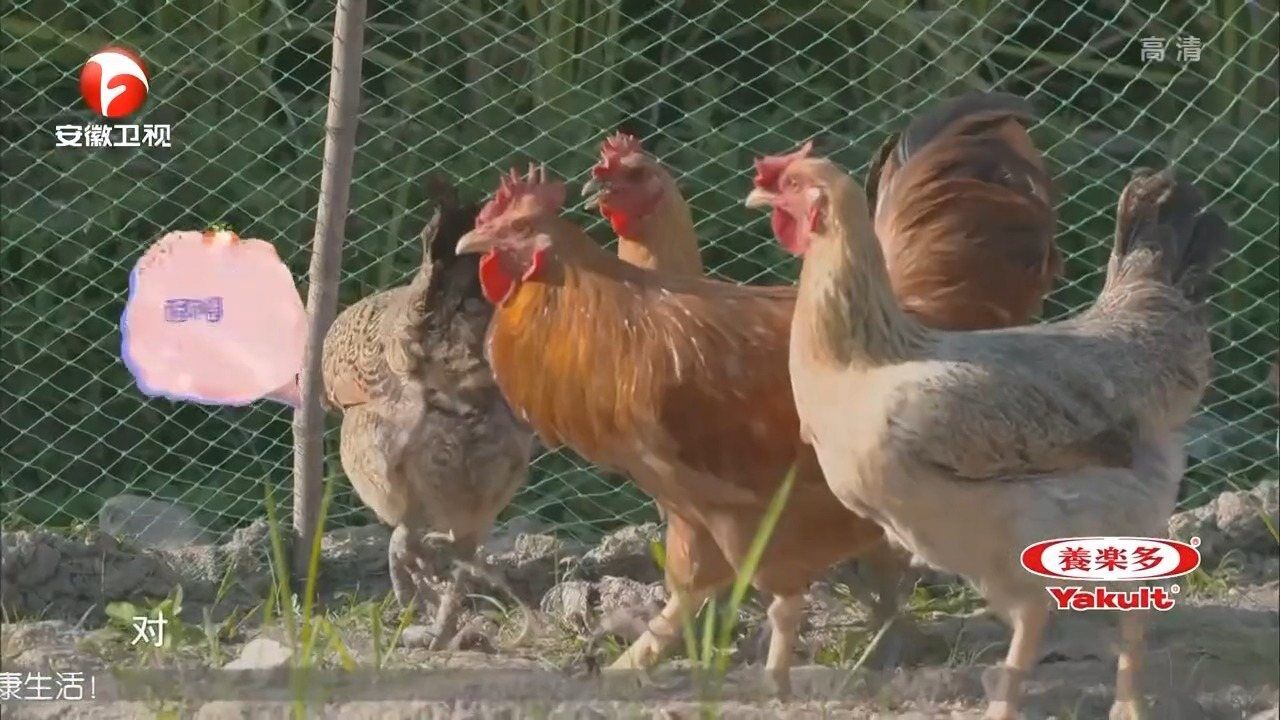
[{"x1": 321, "y1": 185, "x2": 532, "y2": 548}]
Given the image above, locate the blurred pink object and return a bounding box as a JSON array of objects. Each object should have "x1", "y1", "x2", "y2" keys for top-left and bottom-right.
[{"x1": 121, "y1": 229, "x2": 306, "y2": 407}]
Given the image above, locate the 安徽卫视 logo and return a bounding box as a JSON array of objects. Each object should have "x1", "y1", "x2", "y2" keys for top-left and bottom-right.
[
  {"x1": 79, "y1": 46, "x2": 149, "y2": 118},
  {"x1": 58, "y1": 46, "x2": 170, "y2": 149}
]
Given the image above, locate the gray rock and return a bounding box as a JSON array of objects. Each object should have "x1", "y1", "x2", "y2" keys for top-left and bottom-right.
[
  {"x1": 0, "y1": 619, "x2": 102, "y2": 671},
  {"x1": 595, "y1": 576, "x2": 666, "y2": 614},
  {"x1": 1170, "y1": 502, "x2": 1223, "y2": 562},
  {"x1": 578, "y1": 523, "x2": 663, "y2": 583},
  {"x1": 595, "y1": 577, "x2": 665, "y2": 643},
  {"x1": 1217, "y1": 481, "x2": 1279, "y2": 554},
  {"x1": 319, "y1": 524, "x2": 393, "y2": 597},
  {"x1": 485, "y1": 517, "x2": 551, "y2": 555},
  {"x1": 595, "y1": 607, "x2": 652, "y2": 645},
  {"x1": 485, "y1": 533, "x2": 584, "y2": 603},
  {"x1": 224, "y1": 637, "x2": 292, "y2": 670},
  {"x1": 541, "y1": 580, "x2": 594, "y2": 629},
  {"x1": 98, "y1": 493, "x2": 215, "y2": 549},
  {"x1": 540, "y1": 576, "x2": 665, "y2": 639},
  {"x1": 1170, "y1": 481, "x2": 1279, "y2": 564},
  {"x1": 398, "y1": 625, "x2": 436, "y2": 648},
  {"x1": 1, "y1": 530, "x2": 183, "y2": 623}
]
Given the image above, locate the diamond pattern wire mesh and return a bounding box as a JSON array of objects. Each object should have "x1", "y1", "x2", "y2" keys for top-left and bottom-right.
[{"x1": 2, "y1": 1, "x2": 1277, "y2": 542}]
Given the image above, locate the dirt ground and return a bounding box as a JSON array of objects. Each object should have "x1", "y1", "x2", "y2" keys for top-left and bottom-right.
[{"x1": 2, "y1": 483, "x2": 1276, "y2": 719}]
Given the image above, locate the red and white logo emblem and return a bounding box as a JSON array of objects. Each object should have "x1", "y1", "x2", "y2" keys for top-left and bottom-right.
[
  {"x1": 1022, "y1": 536, "x2": 1201, "y2": 611},
  {"x1": 79, "y1": 47, "x2": 149, "y2": 118},
  {"x1": 1021, "y1": 536, "x2": 1201, "y2": 582}
]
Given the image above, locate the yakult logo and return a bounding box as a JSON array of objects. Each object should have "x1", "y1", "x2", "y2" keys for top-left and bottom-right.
[
  {"x1": 79, "y1": 47, "x2": 149, "y2": 118},
  {"x1": 1022, "y1": 536, "x2": 1201, "y2": 611}
]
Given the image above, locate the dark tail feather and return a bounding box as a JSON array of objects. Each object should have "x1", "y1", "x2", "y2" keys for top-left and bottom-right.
[
  {"x1": 421, "y1": 175, "x2": 481, "y2": 265},
  {"x1": 870, "y1": 91, "x2": 1047, "y2": 217},
  {"x1": 893, "y1": 90, "x2": 1035, "y2": 168},
  {"x1": 1112, "y1": 168, "x2": 1230, "y2": 303},
  {"x1": 414, "y1": 175, "x2": 487, "y2": 317},
  {"x1": 864, "y1": 130, "x2": 900, "y2": 214}
]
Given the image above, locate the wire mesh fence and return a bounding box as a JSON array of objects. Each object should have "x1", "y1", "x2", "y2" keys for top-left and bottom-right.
[{"x1": 2, "y1": 0, "x2": 1277, "y2": 542}]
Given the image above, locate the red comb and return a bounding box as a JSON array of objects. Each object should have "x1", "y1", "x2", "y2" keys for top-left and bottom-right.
[
  {"x1": 752, "y1": 140, "x2": 814, "y2": 189},
  {"x1": 475, "y1": 164, "x2": 567, "y2": 227},
  {"x1": 591, "y1": 131, "x2": 644, "y2": 177}
]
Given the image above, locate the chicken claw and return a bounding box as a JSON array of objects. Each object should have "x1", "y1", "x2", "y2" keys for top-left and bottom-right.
[
  {"x1": 983, "y1": 699, "x2": 1019, "y2": 720},
  {"x1": 388, "y1": 525, "x2": 430, "y2": 611},
  {"x1": 609, "y1": 589, "x2": 702, "y2": 671},
  {"x1": 388, "y1": 525, "x2": 465, "y2": 650},
  {"x1": 425, "y1": 566, "x2": 467, "y2": 652},
  {"x1": 1108, "y1": 701, "x2": 1146, "y2": 720},
  {"x1": 763, "y1": 594, "x2": 804, "y2": 698}
]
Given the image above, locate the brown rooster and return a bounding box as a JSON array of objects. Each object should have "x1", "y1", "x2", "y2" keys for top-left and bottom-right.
[
  {"x1": 456, "y1": 166, "x2": 888, "y2": 690},
  {"x1": 322, "y1": 180, "x2": 533, "y2": 648},
  {"x1": 581, "y1": 131, "x2": 705, "y2": 277},
  {"x1": 581, "y1": 132, "x2": 705, "y2": 529},
  {"x1": 581, "y1": 130, "x2": 913, "y2": 657},
  {"x1": 567, "y1": 91, "x2": 1060, "y2": 667},
  {"x1": 750, "y1": 146, "x2": 1226, "y2": 720}
]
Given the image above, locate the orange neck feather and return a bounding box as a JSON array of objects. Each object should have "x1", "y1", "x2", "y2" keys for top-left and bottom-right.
[
  {"x1": 615, "y1": 184, "x2": 704, "y2": 278},
  {"x1": 486, "y1": 233, "x2": 654, "y2": 454}
]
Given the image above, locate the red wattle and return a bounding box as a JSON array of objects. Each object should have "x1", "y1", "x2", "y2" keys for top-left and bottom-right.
[
  {"x1": 478, "y1": 250, "x2": 515, "y2": 305},
  {"x1": 772, "y1": 207, "x2": 806, "y2": 255},
  {"x1": 601, "y1": 204, "x2": 634, "y2": 237},
  {"x1": 478, "y1": 247, "x2": 547, "y2": 305},
  {"x1": 523, "y1": 246, "x2": 548, "y2": 283}
]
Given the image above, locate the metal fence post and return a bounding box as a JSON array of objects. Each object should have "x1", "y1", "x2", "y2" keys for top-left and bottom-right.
[{"x1": 292, "y1": 0, "x2": 367, "y2": 577}]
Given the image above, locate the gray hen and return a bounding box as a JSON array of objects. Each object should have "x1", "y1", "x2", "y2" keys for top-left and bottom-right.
[
  {"x1": 754, "y1": 157, "x2": 1227, "y2": 720},
  {"x1": 321, "y1": 179, "x2": 533, "y2": 648}
]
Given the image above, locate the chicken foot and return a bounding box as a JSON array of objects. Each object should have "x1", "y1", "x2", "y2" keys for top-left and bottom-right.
[
  {"x1": 609, "y1": 587, "x2": 711, "y2": 670},
  {"x1": 845, "y1": 541, "x2": 917, "y2": 668},
  {"x1": 1109, "y1": 608, "x2": 1149, "y2": 720},
  {"x1": 425, "y1": 565, "x2": 467, "y2": 651},
  {"x1": 388, "y1": 525, "x2": 478, "y2": 651},
  {"x1": 609, "y1": 509, "x2": 736, "y2": 671},
  {"x1": 762, "y1": 593, "x2": 805, "y2": 696},
  {"x1": 388, "y1": 524, "x2": 435, "y2": 611},
  {"x1": 984, "y1": 599, "x2": 1051, "y2": 720}
]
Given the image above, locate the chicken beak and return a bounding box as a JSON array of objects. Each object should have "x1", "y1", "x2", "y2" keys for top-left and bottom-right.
[
  {"x1": 744, "y1": 188, "x2": 776, "y2": 209},
  {"x1": 580, "y1": 177, "x2": 604, "y2": 211},
  {"x1": 455, "y1": 230, "x2": 492, "y2": 255}
]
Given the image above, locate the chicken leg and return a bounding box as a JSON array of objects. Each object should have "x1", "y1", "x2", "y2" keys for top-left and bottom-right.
[
  {"x1": 388, "y1": 525, "x2": 478, "y2": 650},
  {"x1": 425, "y1": 532, "x2": 483, "y2": 651},
  {"x1": 763, "y1": 593, "x2": 805, "y2": 696},
  {"x1": 984, "y1": 598, "x2": 1051, "y2": 720},
  {"x1": 1110, "y1": 608, "x2": 1149, "y2": 720},
  {"x1": 846, "y1": 540, "x2": 917, "y2": 667},
  {"x1": 388, "y1": 525, "x2": 423, "y2": 610},
  {"x1": 610, "y1": 587, "x2": 708, "y2": 670},
  {"x1": 610, "y1": 510, "x2": 734, "y2": 670}
]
